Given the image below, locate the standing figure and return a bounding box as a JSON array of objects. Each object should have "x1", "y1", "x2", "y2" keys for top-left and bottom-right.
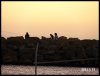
[
  {"x1": 25, "y1": 32, "x2": 30, "y2": 39},
  {"x1": 54, "y1": 33, "x2": 58, "y2": 40}
]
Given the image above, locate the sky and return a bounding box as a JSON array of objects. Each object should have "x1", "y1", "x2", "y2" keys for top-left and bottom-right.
[{"x1": 1, "y1": 1, "x2": 99, "y2": 40}]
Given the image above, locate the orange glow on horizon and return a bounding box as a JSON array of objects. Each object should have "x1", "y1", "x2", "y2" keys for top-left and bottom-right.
[{"x1": 1, "y1": 1, "x2": 99, "y2": 40}]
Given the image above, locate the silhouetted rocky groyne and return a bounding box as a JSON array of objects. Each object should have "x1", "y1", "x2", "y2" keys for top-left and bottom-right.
[{"x1": 1, "y1": 35, "x2": 99, "y2": 67}]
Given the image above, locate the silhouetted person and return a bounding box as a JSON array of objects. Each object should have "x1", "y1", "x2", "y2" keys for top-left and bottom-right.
[
  {"x1": 54, "y1": 33, "x2": 58, "y2": 40},
  {"x1": 50, "y1": 34, "x2": 54, "y2": 39},
  {"x1": 25, "y1": 32, "x2": 30, "y2": 39}
]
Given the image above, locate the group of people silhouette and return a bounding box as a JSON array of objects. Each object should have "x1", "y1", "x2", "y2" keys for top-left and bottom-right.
[
  {"x1": 50, "y1": 33, "x2": 58, "y2": 40},
  {"x1": 25, "y1": 32, "x2": 58, "y2": 40}
]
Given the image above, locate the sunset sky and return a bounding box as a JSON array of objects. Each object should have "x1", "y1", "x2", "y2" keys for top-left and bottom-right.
[{"x1": 1, "y1": 1, "x2": 99, "y2": 40}]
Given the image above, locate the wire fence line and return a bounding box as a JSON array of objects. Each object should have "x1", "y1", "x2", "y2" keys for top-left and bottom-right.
[
  {"x1": 33, "y1": 58, "x2": 98, "y2": 64},
  {"x1": 33, "y1": 42, "x2": 98, "y2": 65}
]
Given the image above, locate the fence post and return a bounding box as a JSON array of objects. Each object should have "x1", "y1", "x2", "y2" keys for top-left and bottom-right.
[{"x1": 34, "y1": 42, "x2": 39, "y2": 75}]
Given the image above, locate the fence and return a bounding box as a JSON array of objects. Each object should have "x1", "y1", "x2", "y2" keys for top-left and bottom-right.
[{"x1": 33, "y1": 42, "x2": 99, "y2": 75}]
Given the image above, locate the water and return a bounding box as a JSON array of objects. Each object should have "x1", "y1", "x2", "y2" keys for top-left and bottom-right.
[{"x1": 1, "y1": 65, "x2": 99, "y2": 75}]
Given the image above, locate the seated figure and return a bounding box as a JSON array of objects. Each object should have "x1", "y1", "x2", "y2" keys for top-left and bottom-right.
[{"x1": 50, "y1": 34, "x2": 54, "y2": 40}]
